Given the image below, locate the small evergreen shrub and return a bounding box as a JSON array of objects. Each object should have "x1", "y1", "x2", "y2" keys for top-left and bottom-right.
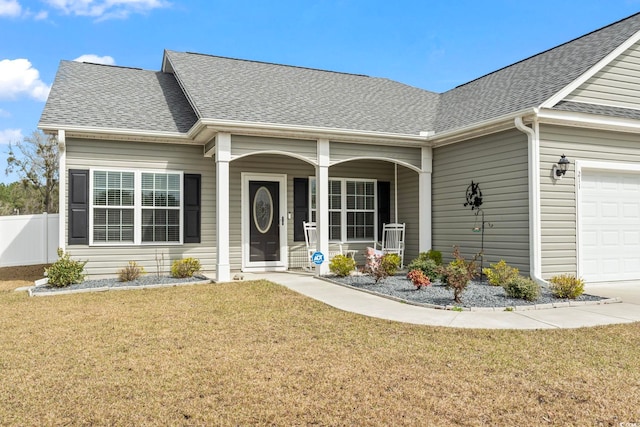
[
  {"x1": 366, "y1": 251, "x2": 401, "y2": 283},
  {"x1": 503, "y1": 276, "x2": 540, "y2": 301},
  {"x1": 407, "y1": 253, "x2": 440, "y2": 281},
  {"x1": 549, "y1": 274, "x2": 585, "y2": 299},
  {"x1": 329, "y1": 254, "x2": 356, "y2": 277},
  {"x1": 437, "y1": 246, "x2": 479, "y2": 303},
  {"x1": 117, "y1": 261, "x2": 146, "y2": 282},
  {"x1": 171, "y1": 257, "x2": 201, "y2": 278},
  {"x1": 483, "y1": 260, "x2": 519, "y2": 286},
  {"x1": 45, "y1": 248, "x2": 87, "y2": 288},
  {"x1": 426, "y1": 249, "x2": 443, "y2": 266},
  {"x1": 407, "y1": 269, "x2": 431, "y2": 289}
]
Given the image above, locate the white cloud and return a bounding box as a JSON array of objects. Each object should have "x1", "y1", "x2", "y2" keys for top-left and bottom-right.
[
  {"x1": 34, "y1": 10, "x2": 48, "y2": 20},
  {"x1": 44, "y1": 0, "x2": 170, "y2": 20},
  {"x1": 0, "y1": 59, "x2": 51, "y2": 102},
  {"x1": 0, "y1": 109, "x2": 11, "y2": 118},
  {"x1": 73, "y1": 54, "x2": 115, "y2": 65},
  {"x1": 0, "y1": 128, "x2": 23, "y2": 145},
  {"x1": 0, "y1": 0, "x2": 21, "y2": 17}
]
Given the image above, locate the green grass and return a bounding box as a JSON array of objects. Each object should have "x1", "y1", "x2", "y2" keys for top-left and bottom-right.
[{"x1": 1, "y1": 266, "x2": 639, "y2": 425}]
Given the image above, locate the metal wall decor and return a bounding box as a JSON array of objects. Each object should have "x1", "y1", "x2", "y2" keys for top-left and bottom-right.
[{"x1": 463, "y1": 181, "x2": 492, "y2": 279}]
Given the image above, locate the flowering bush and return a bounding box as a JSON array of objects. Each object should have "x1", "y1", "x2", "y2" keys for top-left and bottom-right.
[
  {"x1": 365, "y1": 248, "x2": 400, "y2": 283},
  {"x1": 437, "y1": 246, "x2": 480, "y2": 303},
  {"x1": 407, "y1": 269, "x2": 431, "y2": 289},
  {"x1": 549, "y1": 274, "x2": 585, "y2": 299},
  {"x1": 171, "y1": 257, "x2": 201, "y2": 278}
]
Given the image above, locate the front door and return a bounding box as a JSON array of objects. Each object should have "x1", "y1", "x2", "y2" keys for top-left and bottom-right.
[
  {"x1": 249, "y1": 181, "x2": 280, "y2": 262},
  {"x1": 242, "y1": 174, "x2": 287, "y2": 271}
]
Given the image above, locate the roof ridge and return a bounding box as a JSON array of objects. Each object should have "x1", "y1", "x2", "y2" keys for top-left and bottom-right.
[
  {"x1": 66, "y1": 59, "x2": 144, "y2": 71},
  {"x1": 180, "y1": 50, "x2": 370, "y2": 78},
  {"x1": 452, "y1": 11, "x2": 640, "y2": 90}
]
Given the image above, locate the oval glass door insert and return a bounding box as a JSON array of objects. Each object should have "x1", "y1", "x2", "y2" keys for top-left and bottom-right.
[{"x1": 253, "y1": 186, "x2": 273, "y2": 234}]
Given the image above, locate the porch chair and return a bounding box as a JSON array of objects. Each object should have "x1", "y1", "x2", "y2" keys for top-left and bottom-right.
[
  {"x1": 303, "y1": 221, "x2": 345, "y2": 270},
  {"x1": 375, "y1": 223, "x2": 406, "y2": 268}
]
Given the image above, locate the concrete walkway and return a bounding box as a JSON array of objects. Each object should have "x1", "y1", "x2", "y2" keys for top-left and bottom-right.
[{"x1": 253, "y1": 272, "x2": 640, "y2": 329}]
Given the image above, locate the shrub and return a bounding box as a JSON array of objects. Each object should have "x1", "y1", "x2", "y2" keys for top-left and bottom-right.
[
  {"x1": 117, "y1": 261, "x2": 146, "y2": 282},
  {"x1": 549, "y1": 274, "x2": 585, "y2": 299},
  {"x1": 366, "y1": 250, "x2": 401, "y2": 283},
  {"x1": 171, "y1": 258, "x2": 201, "y2": 278},
  {"x1": 483, "y1": 260, "x2": 519, "y2": 286},
  {"x1": 426, "y1": 249, "x2": 443, "y2": 266},
  {"x1": 45, "y1": 248, "x2": 87, "y2": 288},
  {"x1": 503, "y1": 275, "x2": 540, "y2": 301},
  {"x1": 407, "y1": 269, "x2": 431, "y2": 289},
  {"x1": 407, "y1": 253, "x2": 440, "y2": 281},
  {"x1": 437, "y1": 246, "x2": 479, "y2": 303},
  {"x1": 329, "y1": 254, "x2": 356, "y2": 277}
]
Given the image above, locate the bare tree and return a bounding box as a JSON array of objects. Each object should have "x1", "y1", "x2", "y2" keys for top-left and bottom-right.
[{"x1": 5, "y1": 130, "x2": 59, "y2": 213}]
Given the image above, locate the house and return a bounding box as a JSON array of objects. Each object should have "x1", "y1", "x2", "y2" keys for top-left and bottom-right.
[{"x1": 39, "y1": 12, "x2": 640, "y2": 284}]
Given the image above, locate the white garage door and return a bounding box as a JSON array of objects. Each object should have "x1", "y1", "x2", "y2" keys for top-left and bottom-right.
[{"x1": 580, "y1": 169, "x2": 640, "y2": 282}]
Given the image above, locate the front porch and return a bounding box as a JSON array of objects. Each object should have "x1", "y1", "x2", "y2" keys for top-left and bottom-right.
[{"x1": 211, "y1": 133, "x2": 432, "y2": 281}]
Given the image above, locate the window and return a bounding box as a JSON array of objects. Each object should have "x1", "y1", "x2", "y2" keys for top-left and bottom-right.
[
  {"x1": 141, "y1": 173, "x2": 181, "y2": 242},
  {"x1": 310, "y1": 177, "x2": 376, "y2": 241},
  {"x1": 93, "y1": 171, "x2": 135, "y2": 243},
  {"x1": 90, "y1": 169, "x2": 182, "y2": 245}
]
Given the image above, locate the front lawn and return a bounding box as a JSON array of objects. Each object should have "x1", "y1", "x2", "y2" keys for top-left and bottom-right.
[{"x1": 0, "y1": 266, "x2": 639, "y2": 425}]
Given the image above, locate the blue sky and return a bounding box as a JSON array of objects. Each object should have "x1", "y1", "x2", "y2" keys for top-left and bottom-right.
[{"x1": 1, "y1": 0, "x2": 640, "y2": 184}]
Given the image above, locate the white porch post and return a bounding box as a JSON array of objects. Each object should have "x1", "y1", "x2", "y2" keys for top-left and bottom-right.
[
  {"x1": 216, "y1": 132, "x2": 231, "y2": 282},
  {"x1": 57, "y1": 130, "x2": 66, "y2": 252},
  {"x1": 316, "y1": 139, "x2": 330, "y2": 275},
  {"x1": 419, "y1": 146, "x2": 432, "y2": 252}
]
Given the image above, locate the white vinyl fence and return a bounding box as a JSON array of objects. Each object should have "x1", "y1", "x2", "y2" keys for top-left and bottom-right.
[{"x1": 0, "y1": 213, "x2": 59, "y2": 267}]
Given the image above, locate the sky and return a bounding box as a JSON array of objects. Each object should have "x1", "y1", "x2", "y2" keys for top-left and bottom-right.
[{"x1": 1, "y1": 0, "x2": 640, "y2": 184}]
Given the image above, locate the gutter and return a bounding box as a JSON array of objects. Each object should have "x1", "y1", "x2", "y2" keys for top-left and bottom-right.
[
  {"x1": 514, "y1": 113, "x2": 549, "y2": 286},
  {"x1": 191, "y1": 118, "x2": 430, "y2": 146}
]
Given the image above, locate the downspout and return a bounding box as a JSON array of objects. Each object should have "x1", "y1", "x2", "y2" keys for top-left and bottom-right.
[{"x1": 514, "y1": 115, "x2": 548, "y2": 286}]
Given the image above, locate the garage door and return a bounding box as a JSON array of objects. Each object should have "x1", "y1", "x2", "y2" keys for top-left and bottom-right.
[{"x1": 580, "y1": 169, "x2": 640, "y2": 282}]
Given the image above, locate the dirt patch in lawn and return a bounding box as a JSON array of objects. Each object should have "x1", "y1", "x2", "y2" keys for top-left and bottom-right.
[{"x1": 0, "y1": 264, "x2": 48, "y2": 291}]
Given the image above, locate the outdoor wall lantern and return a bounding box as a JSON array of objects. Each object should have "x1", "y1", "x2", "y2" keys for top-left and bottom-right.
[{"x1": 552, "y1": 154, "x2": 570, "y2": 180}]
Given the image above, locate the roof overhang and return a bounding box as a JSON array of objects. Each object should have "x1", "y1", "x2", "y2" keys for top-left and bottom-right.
[
  {"x1": 537, "y1": 108, "x2": 640, "y2": 134},
  {"x1": 429, "y1": 108, "x2": 538, "y2": 147},
  {"x1": 188, "y1": 118, "x2": 430, "y2": 147},
  {"x1": 38, "y1": 123, "x2": 195, "y2": 145}
]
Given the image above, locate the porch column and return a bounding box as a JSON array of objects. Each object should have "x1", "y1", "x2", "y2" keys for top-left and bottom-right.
[
  {"x1": 316, "y1": 139, "x2": 330, "y2": 275},
  {"x1": 216, "y1": 132, "x2": 231, "y2": 282},
  {"x1": 57, "y1": 130, "x2": 66, "y2": 251},
  {"x1": 419, "y1": 146, "x2": 432, "y2": 252}
]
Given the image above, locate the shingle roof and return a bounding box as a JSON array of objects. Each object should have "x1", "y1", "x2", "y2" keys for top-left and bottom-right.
[
  {"x1": 164, "y1": 50, "x2": 440, "y2": 135},
  {"x1": 39, "y1": 12, "x2": 640, "y2": 138},
  {"x1": 435, "y1": 12, "x2": 640, "y2": 132},
  {"x1": 554, "y1": 100, "x2": 640, "y2": 120},
  {"x1": 39, "y1": 60, "x2": 197, "y2": 133}
]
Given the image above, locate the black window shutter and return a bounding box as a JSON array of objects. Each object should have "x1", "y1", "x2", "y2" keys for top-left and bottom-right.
[
  {"x1": 377, "y1": 181, "x2": 391, "y2": 240},
  {"x1": 293, "y1": 178, "x2": 309, "y2": 242},
  {"x1": 68, "y1": 169, "x2": 89, "y2": 245},
  {"x1": 184, "y1": 174, "x2": 201, "y2": 243}
]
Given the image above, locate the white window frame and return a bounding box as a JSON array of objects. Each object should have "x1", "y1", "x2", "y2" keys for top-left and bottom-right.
[
  {"x1": 89, "y1": 168, "x2": 184, "y2": 246},
  {"x1": 309, "y1": 176, "x2": 377, "y2": 243}
]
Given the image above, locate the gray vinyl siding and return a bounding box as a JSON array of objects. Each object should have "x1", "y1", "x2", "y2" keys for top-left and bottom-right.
[
  {"x1": 397, "y1": 166, "x2": 420, "y2": 263},
  {"x1": 564, "y1": 40, "x2": 640, "y2": 110},
  {"x1": 432, "y1": 129, "x2": 530, "y2": 273},
  {"x1": 64, "y1": 139, "x2": 216, "y2": 276},
  {"x1": 330, "y1": 142, "x2": 422, "y2": 170},
  {"x1": 539, "y1": 124, "x2": 640, "y2": 278},
  {"x1": 231, "y1": 135, "x2": 317, "y2": 164}
]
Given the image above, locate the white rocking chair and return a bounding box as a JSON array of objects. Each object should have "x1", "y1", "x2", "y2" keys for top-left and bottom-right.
[
  {"x1": 303, "y1": 221, "x2": 345, "y2": 270},
  {"x1": 375, "y1": 223, "x2": 406, "y2": 268}
]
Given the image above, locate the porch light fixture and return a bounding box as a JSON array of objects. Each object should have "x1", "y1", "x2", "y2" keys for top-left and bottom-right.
[{"x1": 553, "y1": 154, "x2": 570, "y2": 180}]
